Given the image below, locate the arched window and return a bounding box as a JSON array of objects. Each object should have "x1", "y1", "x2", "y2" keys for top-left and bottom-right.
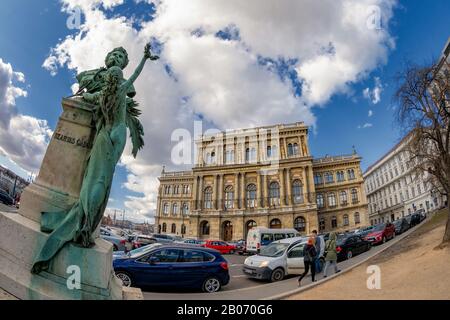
[
  {"x1": 172, "y1": 203, "x2": 178, "y2": 215},
  {"x1": 351, "y1": 188, "x2": 358, "y2": 203},
  {"x1": 343, "y1": 214, "x2": 349, "y2": 226},
  {"x1": 340, "y1": 191, "x2": 347, "y2": 205},
  {"x1": 325, "y1": 172, "x2": 334, "y2": 184},
  {"x1": 204, "y1": 187, "x2": 213, "y2": 209},
  {"x1": 287, "y1": 143, "x2": 294, "y2": 156},
  {"x1": 171, "y1": 223, "x2": 176, "y2": 234},
  {"x1": 331, "y1": 216, "x2": 337, "y2": 228},
  {"x1": 246, "y1": 184, "x2": 257, "y2": 208},
  {"x1": 337, "y1": 171, "x2": 345, "y2": 182},
  {"x1": 270, "y1": 218, "x2": 282, "y2": 229},
  {"x1": 163, "y1": 203, "x2": 169, "y2": 215},
  {"x1": 317, "y1": 193, "x2": 324, "y2": 208},
  {"x1": 206, "y1": 152, "x2": 211, "y2": 164},
  {"x1": 162, "y1": 223, "x2": 167, "y2": 233},
  {"x1": 292, "y1": 180, "x2": 304, "y2": 204},
  {"x1": 293, "y1": 143, "x2": 299, "y2": 155},
  {"x1": 200, "y1": 221, "x2": 210, "y2": 236},
  {"x1": 250, "y1": 148, "x2": 256, "y2": 162},
  {"x1": 294, "y1": 216, "x2": 306, "y2": 232},
  {"x1": 354, "y1": 212, "x2": 361, "y2": 225},
  {"x1": 211, "y1": 152, "x2": 216, "y2": 164},
  {"x1": 181, "y1": 224, "x2": 186, "y2": 235},
  {"x1": 267, "y1": 146, "x2": 272, "y2": 158},
  {"x1": 348, "y1": 169, "x2": 355, "y2": 180},
  {"x1": 269, "y1": 181, "x2": 280, "y2": 206},
  {"x1": 328, "y1": 193, "x2": 337, "y2": 207},
  {"x1": 224, "y1": 185, "x2": 234, "y2": 209},
  {"x1": 182, "y1": 202, "x2": 189, "y2": 215},
  {"x1": 319, "y1": 218, "x2": 325, "y2": 231},
  {"x1": 225, "y1": 150, "x2": 234, "y2": 164},
  {"x1": 158, "y1": 225, "x2": 161, "y2": 233},
  {"x1": 314, "y1": 173, "x2": 323, "y2": 185},
  {"x1": 245, "y1": 148, "x2": 250, "y2": 163}
]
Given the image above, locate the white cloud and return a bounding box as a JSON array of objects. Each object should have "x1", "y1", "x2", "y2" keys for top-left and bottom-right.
[
  {"x1": 357, "y1": 123, "x2": 373, "y2": 129},
  {"x1": 0, "y1": 59, "x2": 52, "y2": 173},
  {"x1": 368, "y1": 109, "x2": 373, "y2": 117},
  {"x1": 43, "y1": 0, "x2": 397, "y2": 221},
  {"x1": 363, "y1": 76, "x2": 383, "y2": 104}
]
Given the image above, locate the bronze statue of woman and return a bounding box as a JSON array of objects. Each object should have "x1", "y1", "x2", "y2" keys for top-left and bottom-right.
[{"x1": 31, "y1": 44, "x2": 158, "y2": 274}]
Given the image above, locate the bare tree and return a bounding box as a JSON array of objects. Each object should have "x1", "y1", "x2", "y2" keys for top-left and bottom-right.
[{"x1": 395, "y1": 59, "x2": 450, "y2": 244}]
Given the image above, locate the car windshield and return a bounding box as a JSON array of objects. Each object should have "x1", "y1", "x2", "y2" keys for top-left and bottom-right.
[
  {"x1": 393, "y1": 220, "x2": 402, "y2": 226},
  {"x1": 259, "y1": 243, "x2": 289, "y2": 257},
  {"x1": 372, "y1": 224, "x2": 386, "y2": 232},
  {"x1": 129, "y1": 243, "x2": 162, "y2": 258}
]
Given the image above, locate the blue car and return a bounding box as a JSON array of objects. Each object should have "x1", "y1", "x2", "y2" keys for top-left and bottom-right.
[{"x1": 113, "y1": 244, "x2": 230, "y2": 293}]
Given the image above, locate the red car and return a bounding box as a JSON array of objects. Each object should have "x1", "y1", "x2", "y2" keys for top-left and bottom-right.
[
  {"x1": 364, "y1": 222, "x2": 396, "y2": 245},
  {"x1": 202, "y1": 240, "x2": 236, "y2": 254}
]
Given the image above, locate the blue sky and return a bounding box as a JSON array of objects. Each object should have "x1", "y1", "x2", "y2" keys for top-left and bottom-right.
[{"x1": 0, "y1": 0, "x2": 449, "y2": 222}]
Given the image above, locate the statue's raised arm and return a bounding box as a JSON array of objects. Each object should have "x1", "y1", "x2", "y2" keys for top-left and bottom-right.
[{"x1": 122, "y1": 44, "x2": 159, "y2": 91}]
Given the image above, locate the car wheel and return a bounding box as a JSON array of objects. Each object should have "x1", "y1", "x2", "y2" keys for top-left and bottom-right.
[
  {"x1": 382, "y1": 236, "x2": 386, "y2": 244},
  {"x1": 346, "y1": 250, "x2": 353, "y2": 260},
  {"x1": 115, "y1": 272, "x2": 133, "y2": 287},
  {"x1": 202, "y1": 277, "x2": 222, "y2": 293},
  {"x1": 270, "y1": 268, "x2": 285, "y2": 282}
]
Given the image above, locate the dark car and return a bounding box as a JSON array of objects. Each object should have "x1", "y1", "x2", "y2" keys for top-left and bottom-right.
[
  {"x1": 113, "y1": 244, "x2": 230, "y2": 293},
  {"x1": 393, "y1": 218, "x2": 409, "y2": 235},
  {"x1": 410, "y1": 213, "x2": 421, "y2": 227},
  {"x1": 0, "y1": 189, "x2": 14, "y2": 206},
  {"x1": 363, "y1": 222, "x2": 396, "y2": 245},
  {"x1": 336, "y1": 234, "x2": 371, "y2": 262},
  {"x1": 356, "y1": 226, "x2": 375, "y2": 239}
]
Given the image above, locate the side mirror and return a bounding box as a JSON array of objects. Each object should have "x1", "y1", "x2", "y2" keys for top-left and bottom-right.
[{"x1": 149, "y1": 256, "x2": 159, "y2": 265}]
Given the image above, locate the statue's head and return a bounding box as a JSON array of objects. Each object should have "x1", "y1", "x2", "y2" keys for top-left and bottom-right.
[{"x1": 105, "y1": 47, "x2": 129, "y2": 69}]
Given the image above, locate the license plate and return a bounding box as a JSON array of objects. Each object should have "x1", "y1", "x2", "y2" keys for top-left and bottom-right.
[{"x1": 244, "y1": 269, "x2": 253, "y2": 274}]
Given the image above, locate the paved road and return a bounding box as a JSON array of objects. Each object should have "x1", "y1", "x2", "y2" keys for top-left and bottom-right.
[
  {"x1": 142, "y1": 223, "x2": 422, "y2": 300},
  {"x1": 0, "y1": 203, "x2": 17, "y2": 213}
]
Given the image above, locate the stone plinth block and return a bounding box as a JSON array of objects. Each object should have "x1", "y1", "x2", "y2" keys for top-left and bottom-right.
[
  {"x1": 19, "y1": 98, "x2": 95, "y2": 223},
  {"x1": 0, "y1": 211, "x2": 123, "y2": 300}
]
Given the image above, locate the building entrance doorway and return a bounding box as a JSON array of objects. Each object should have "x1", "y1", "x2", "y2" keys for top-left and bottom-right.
[{"x1": 222, "y1": 221, "x2": 233, "y2": 241}]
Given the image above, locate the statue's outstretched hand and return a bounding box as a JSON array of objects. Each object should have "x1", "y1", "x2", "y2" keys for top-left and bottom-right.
[{"x1": 144, "y1": 43, "x2": 159, "y2": 61}]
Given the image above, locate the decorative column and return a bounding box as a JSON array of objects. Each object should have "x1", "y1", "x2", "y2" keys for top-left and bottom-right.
[
  {"x1": 198, "y1": 175, "x2": 204, "y2": 210},
  {"x1": 192, "y1": 176, "x2": 199, "y2": 210},
  {"x1": 218, "y1": 174, "x2": 224, "y2": 210},
  {"x1": 213, "y1": 175, "x2": 218, "y2": 210},
  {"x1": 240, "y1": 172, "x2": 246, "y2": 210},
  {"x1": 280, "y1": 168, "x2": 286, "y2": 206},
  {"x1": 262, "y1": 173, "x2": 268, "y2": 208},
  {"x1": 286, "y1": 168, "x2": 292, "y2": 206},
  {"x1": 234, "y1": 173, "x2": 239, "y2": 209},
  {"x1": 256, "y1": 172, "x2": 262, "y2": 208},
  {"x1": 307, "y1": 165, "x2": 315, "y2": 203}
]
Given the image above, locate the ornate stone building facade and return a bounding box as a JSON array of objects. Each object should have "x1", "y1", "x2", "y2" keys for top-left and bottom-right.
[{"x1": 155, "y1": 122, "x2": 368, "y2": 241}]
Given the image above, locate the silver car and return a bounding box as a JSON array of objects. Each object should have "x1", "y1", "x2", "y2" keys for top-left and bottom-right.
[{"x1": 100, "y1": 227, "x2": 127, "y2": 251}]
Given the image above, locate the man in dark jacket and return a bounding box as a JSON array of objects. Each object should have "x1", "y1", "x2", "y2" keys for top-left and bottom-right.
[{"x1": 298, "y1": 237, "x2": 317, "y2": 286}]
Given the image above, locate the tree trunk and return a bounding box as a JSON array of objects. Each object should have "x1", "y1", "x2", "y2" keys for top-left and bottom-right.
[{"x1": 443, "y1": 205, "x2": 450, "y2": 243}]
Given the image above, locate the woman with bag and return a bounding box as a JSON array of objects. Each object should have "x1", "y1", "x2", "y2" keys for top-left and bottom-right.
[
  {"x1": 323, "y1": 232, "x2": 341, "y2": 278},
  {"x1": 298, "y1": 237, "x2": 317, "y2": 286}
]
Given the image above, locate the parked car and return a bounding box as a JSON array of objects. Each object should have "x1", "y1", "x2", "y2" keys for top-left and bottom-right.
[
  {"x1": 113, "y1": 244, "x2": 230, "y2": 293},
  {"x1": 404, "y1": 215, "x2": 413, "y2": 227},
  {"x1": 0, "y1": 189, "x2": 14, "y2": 206},
  {"x1": 113, "y1": 243, "x2": 162, "y2": 259},
  {"x1": 356, "y1": 226, "x2": 375, "y2": 239},
  {"x1": 243, "y1": 237, "x2": 308, "y2": 282},
  {"x1": 336, "y1": 234, "x2": 371, "y2": 262},
  {"x1": 131, "y1": 235, "x2": 157, "y2": 249},
  {"x1": 179, "y1": 239, "x2": 205, "y2": 246},
  {"x1": 393, "y1": 218, "x2": 410, "y2": 235},
  {"x1": 363, "y1": 222, "x2": 396, "y2": 245},
  {"x1": 246, "y1": 227, "x2": 300, "y2": 254},
  {"x1": 202, "y1": 240, "x2": 236, "y2": 254},
  {"x1": 100, "y1": 227, "x2": 128, "y2": 251},
  {"x1": 410, "y1": 213, "x2": 421, "y2": 227},
  {"x1": 151, "y1": 234, "x2": 176, "y2": 243}
]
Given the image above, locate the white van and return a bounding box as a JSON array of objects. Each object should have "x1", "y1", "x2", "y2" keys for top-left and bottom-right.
[
  {"x1": 246, "y1": 227, "x2": 300, "y2": 254},
  {"x1": 243, "y1": 237, "x2": 308, "y2": 282}
]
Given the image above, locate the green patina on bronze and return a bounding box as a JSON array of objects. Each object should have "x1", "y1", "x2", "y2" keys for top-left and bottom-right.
[{"x1": 31, "y1": 45, "x2": 159, "y2": 274}]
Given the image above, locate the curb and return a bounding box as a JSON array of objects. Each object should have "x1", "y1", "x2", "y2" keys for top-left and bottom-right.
[{"x1": 264, "y1": 219, "x2": 428, "y2": 300}]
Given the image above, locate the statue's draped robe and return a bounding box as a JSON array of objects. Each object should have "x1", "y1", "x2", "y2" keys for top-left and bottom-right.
[{"x1": 31, "y1": 68, "x2": 143, "y2": 274}]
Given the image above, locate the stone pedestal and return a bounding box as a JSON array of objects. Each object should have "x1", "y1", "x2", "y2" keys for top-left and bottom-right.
[
  {"x1": 0, "y1": 98, "x2": 139, "y2": 300},
  {"x1": 19, "y1": 98, "x2": 95, "y2": 223}
]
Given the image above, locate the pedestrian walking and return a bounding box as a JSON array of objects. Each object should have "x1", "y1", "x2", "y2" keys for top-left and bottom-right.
[
  {"x1": 298, "y1": 237, "x2": 317, "y2": 286},
  {"x1": 323, "y1": 232, "x2": 341, "y2": 278},
  {"x1": 312, "y1": 230, "x2": 325, "y2": 273}
]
